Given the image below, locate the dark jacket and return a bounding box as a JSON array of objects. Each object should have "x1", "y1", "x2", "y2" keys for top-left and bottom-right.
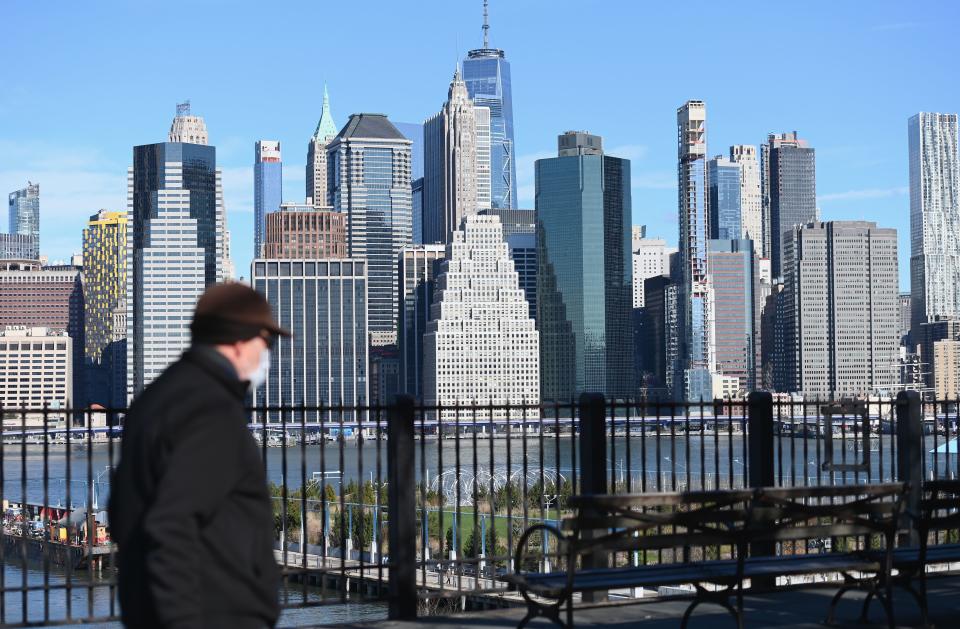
[{"x1": 108, "y1": 347, "x2": 280, "y2": 628}]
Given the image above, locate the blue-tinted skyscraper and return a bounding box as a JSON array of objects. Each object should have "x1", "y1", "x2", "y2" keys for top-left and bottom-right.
[
  {"x1": 707, "y1": 156, "x2": 741, "y2": 240},
  {"x1": 7, "y1": 182, "x2": 39, "y2": 258},
  {"x1": 536, "y1": 131, "x2": 633, "y2": 401},
  {"x1": 462, "y1": 3, "x2": 517, "y2": 209},
  {"x1": 328, "y1": 114, "x2": 413, "y2": 346},
  {"x1": 254, "y1": 140, "x2": 282, "y2": 258}
]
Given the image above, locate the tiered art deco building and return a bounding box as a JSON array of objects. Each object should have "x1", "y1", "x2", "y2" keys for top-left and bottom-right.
[{"x1": 423, "y1": 214, "x2": 539, "y2": 418}]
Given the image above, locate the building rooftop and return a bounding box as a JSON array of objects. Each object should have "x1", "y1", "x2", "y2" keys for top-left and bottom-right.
[{"x1": 334, "y1": 113, "x2": 408, "y2": 142}]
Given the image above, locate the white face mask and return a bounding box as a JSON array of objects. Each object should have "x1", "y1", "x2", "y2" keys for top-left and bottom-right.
[{"x1": 248, "y1": 349, "x2": 271, "y2": 389}]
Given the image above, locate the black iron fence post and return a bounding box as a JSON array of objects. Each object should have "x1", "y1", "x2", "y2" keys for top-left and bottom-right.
[
  {"x1": 747, "y1": 391, "x2": 776, "y2": 588},
  {"x1": 388, "y1": 395, "x2": 416, "y2": 620},
  {"x1": 896, "y1": 390, "x2": 923, "y2": 546},
  {"x1": 578, "y1": 392, "x2": 608, "y2": 603}
]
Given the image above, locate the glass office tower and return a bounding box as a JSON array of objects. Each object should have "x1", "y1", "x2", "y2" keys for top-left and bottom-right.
[
  {"x1": 463, "y1": 45, "x2": 516, "y2": 208},
  {"x1": 762, "y1": 131, "x2": 816, "y2": 278},
  {"x1": 254, "y1": 140, "x2": 282, "y2": 258},
  {"x1": 252, "y1": 258, "x2": 369, "y2": 420},
  {"x1": 536, "y1": 132, "x2": 633, "y2": 401},
  {"x1": 707, "y1": 156, "x2": 742, "y2": 240},
  {"x1": 7, "y1": 182, "x2": 40, "y2": 258},
  {"x1": 127, "y1": 139, "x2": 225, "y2": 397},
  {"x1": 327, "y1": 113, "x2": 412, "y2": 346}
]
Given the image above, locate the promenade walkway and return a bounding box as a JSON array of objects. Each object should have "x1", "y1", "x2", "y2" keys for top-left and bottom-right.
[{"x1": 317, "y1": 572, "x2": 960, "y2": 628}]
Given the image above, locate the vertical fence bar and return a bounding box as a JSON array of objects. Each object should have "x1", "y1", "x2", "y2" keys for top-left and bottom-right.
[
  {"x1": 388, "y1": 395, "x2": 416, "y2": 620},
  {"x1": 578, "y1": 393, "x2": 607, "y2": 603},
  {"x1": 896, "y1": 390, "x2": 923, "y2": 546},
  {"x1": 747, "y1": 391, "x2": 775, "y2": 588}
]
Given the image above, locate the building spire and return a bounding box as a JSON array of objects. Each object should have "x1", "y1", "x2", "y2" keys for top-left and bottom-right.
[
  {"x1": 482, "y1": 0, "x2": 489, "y2": 48},
  {"x1": 313, "y1": 84, "x2": 337, "y2": 141}
]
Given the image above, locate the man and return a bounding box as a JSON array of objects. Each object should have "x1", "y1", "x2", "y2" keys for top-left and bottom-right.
[{"x1": 109, "y1": 283, "x2": 286, "y2": 628}]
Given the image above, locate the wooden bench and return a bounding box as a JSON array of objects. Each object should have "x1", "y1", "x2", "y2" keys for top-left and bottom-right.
[
  {"x1": 866, "y1": 479, "x2": 960, "y2": 628},
  {"x1": 503, "y1": 483, "x2": 905, "y2": 629}
]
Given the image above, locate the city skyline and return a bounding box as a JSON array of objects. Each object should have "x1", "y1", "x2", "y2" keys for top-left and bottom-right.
[{"x1": 1, "y1": 1, "x2": 955, "y2": 288}]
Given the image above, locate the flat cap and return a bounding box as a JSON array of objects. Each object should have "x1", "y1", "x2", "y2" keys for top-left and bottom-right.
[{"x1": 190, "y1": 282, "x2": 290, "y2": 345}]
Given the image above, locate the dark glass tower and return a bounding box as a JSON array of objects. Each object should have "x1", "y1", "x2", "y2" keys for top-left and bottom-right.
[
  {"x1": 462, "y1": 2, "x2": 517, "y2": 209},
  {"x1": 762, "y1": 131, "x2": 816, "y2": 278},
  {"x1": 536, "y1": 132, "x2": 633, "y2": 401}
]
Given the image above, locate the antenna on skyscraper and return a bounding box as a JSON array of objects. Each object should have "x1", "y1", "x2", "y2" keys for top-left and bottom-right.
[{"x1": 482, "y1": 0, "x2": 490, "y2": 48}]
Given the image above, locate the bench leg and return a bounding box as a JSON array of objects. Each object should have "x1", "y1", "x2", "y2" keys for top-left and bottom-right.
[
  {"x1": 878, "y1": 589, "x2": 895, "y2": 629},
  {"x1": 517, "y1": 601, "x2": 569, "y2": 629},
  {"x1": 859, "y1": 591, "x2": 875, "y2": 623},
  {"x1": 826, "y1": 584, "x2": 857, "y2": 625}
]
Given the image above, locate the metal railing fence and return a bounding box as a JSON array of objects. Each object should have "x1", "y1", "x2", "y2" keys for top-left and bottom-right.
[{"x1": 0, "y1": 391, "x2": 957, "y2": 625}]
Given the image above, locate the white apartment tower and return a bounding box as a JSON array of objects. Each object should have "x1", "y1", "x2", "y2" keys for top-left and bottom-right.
[
  {"x1": 909, "y1": 112, "x2": 960, "y2": 335},
  {"x1": 677, "y1": 100, "x2": 717, "y2": 401},
  {"x1": 424, "y1": 215, "x2": 539, "y2": 419},
  {"x1": 423, "y1": 68, "x2": 492, "y2": 246},
  {"x1": 730, "y1": 144, "x2": 763, "y2": 255},
  {"x1": 632, "y1": 226, "x2": 673, "y2": 309},
  {"x1": 126, "y1": 105, "x2": 226, "y2": 399}
]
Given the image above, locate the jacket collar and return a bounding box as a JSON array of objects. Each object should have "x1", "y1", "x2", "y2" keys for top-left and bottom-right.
[{"x1": 182, "y1": 345, "x2": 249, "y2": 400}]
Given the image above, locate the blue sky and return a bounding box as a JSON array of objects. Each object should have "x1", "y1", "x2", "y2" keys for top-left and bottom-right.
[{"x1": 2, "y1": 0, "x2": 958, "y2": 289}]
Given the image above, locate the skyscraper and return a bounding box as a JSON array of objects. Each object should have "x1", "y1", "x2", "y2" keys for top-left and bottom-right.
[
  {"x1": 424, "y1": 214, "x2": 539, "y2": 418},
  {"x1": 423, "y1": 69, "x2": 491, "y2": 245},
  {"x1": 708, "y1": 239, "x2": 759, "y2": 393},
  {"x1": 0, "y1": 234, "x2": 37, "y2": 260},
  {"x1": 7, "y1": 182, "x2": 40, "y2": 259},
  {"x1": 327, "y1": 113, "x2": 413, "y2": 346},
  {"x1": 677, "y1": 101, "x2": 716, "y2": 401},
  {"x1": 462, "y1": 0, "x2": 517, "y2": 209},
  {"x1": 0, "y1": 260, "x2": 85, "y2": 409},
  {"x1": 254, "y1": 140, "x2": 282, "y2": 258},
  {"x1": 263, "y1": 208, "x2": 346, "y2": 259},
  {"x1": 399, "y1": 244, "x2": 446, "y2": 400},
  {"x1": 395, "y1": 122, "x2": 425, "y2": 182},
  {"x1": 776, "y1": 221, "x2": 899, "y2": 398},
  {"x1": 0, "y1": 327, "x2": 72, "y2": 425},
  {"x1": 917, "y1": 318, "x2": 960, "y2": 391},
  {"x1": 168, "y1": 101, "x2": 208, "y2": 145},
  {"x1": 632, "y1": 227, "x2": 673, "y2": 309},
  {"x1": 707, "y1": 156, "x2": 742, "y2": 240},
  {"x1": 762, "y1": 131, "x2": 816, "y2": 278},
  {"x1": 909, "y1": 112, "x2": 960, "y2": 336},
  {"x1": 730, "y1": 145, "x2": 763, "y2": 254},
  {"x1": 412, "y1": 177, "x2": 424, "y2": 245},
  {"x1": 252, "y1": 259, "x2": 369, "y2": 418},
  {"x1": 638, "y1": 275, "x2": 680, "y2": 398},
  {"x1": 127, "y1": 103, "x2": 226, "y2": 398},
  {"x1": 306, "y1": 85, "x2": 337, "y2": 206},
  {"x1": 484, "y1": 208, "x2": 535, "y2": 319},
  {"x1": 82, "y1": 210, "x2": 127, "y2": 405},
  {"x1": 536, "y1": 131, "x2": 633, "y2": 400}
]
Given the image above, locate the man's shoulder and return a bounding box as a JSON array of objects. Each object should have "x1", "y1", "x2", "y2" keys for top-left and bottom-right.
[{"x1": 130, "y1": 356, "x2": 243, "y2": 421}]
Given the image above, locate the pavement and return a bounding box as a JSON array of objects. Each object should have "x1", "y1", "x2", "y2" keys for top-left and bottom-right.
[{"x1": 315, "y1": 572, "x2": 960, "y2": 628}]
